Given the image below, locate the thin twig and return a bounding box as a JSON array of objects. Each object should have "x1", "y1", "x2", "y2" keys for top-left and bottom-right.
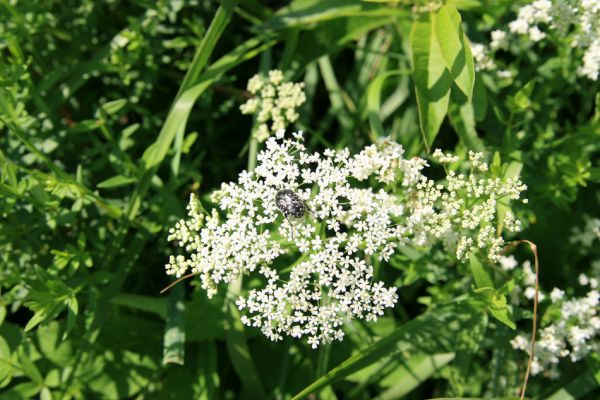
[
  {"x1": 160, "y1": 272, "x2": 200, "y2": 294},
  {"x1": 503, "y1": 240, "x2": 539, "y2": 400}
]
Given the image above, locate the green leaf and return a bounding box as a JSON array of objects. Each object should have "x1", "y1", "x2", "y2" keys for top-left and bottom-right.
[
  {"x1": 448, "y1": 99, "x2": 485, "y2": 151},
  {"x1": 110, "y1": 294, "x2": 167, "y2": 318},
  {"x1": 176, "y1": 0, "x2": 240, "y2": 99},
  {"x1": 97, "y1": 175, "x2": 137, "y2": 189},
  {"x1": 0, "y1": 305, "x2": 6, "y2": 326},
  {"x1": 318, "y1": 56, "x2": 354, "y2": 131},
  {"x1": 434, "y1": 5, "x2": 475, "y2": 100},
  {"x1": 18, "y1": 348, "x2": 43, "y2": 385},
  {"x1": 163, "y1": 285, "x2": 185, "y2": 365},
  {"x1": 24, "y1": 310, "x2": 51, "y2": 333},
  {"x1": 588, "y1": 167, "x2": 600, "y2": 182},
  {"x1": 262, "y1": 0, "x2": 407, "y2": 30},
  {"x1": 469, "y1": 256, "x2": 515, "y2": 329},
  {"x1": 374, "y1": 353, "x2": 456, "y2": 400},
  {"x1": 36, "y1": 322, "x2": 74, "y2": 367},
  {"x1": 142, "y1": 34, "x2": 273, "y2": 171},
  {"x1": 410, "y1": 13, "x2": 453, "y2": 150},
  {"x1": 447, "y1": 312, "x2": 488, "y2": 396},
  {"x1": 181, "y1": 131, "x2": 198, "y2": 154},
  {"x1": 488, "y1": 307, "x2": 516, "y2": 330},
  {"x1": 507, "y1": 81, "x2": 535, "y2": 114},
  {"x1": 0, "y1": 381, "x2": 42, "y2": 399},
  {"x1": 291, "y1": 302, "x2": 482, "y2": 400},
  {"x1": 141, "y1": 0, "x2": 241, "y2": 171},
  {"x1": 546, "y1": 368, "x2": 599, "y2": 399},
  {"x1": 0, "y1": 335, "x2": 12, "y2": 384},
  {"x1": 366, "y1": 70, "x2": 404, "y2": 139},
  {"x1": 223, "y1": 280, "x2": 265, "y2": 399},
  {"x1": 100, "y1": 99, "x2": 127, "y2": 115},
  {"x1": 427, "y1": 397, "x2": 519, "y2": 400},
  {"x1": 468, "y1": 254, "x2": 493, "y2": 289},
  {"x1": 446, "y1": 0, "x2": 484, "y2": 9}
]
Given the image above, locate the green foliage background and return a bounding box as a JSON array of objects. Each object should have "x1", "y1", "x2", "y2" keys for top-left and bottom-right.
[{"x1": 0, "y1": 0, "x2": 598, "y2": 399}]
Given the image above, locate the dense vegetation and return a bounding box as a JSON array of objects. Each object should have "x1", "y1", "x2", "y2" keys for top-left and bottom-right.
[{"x1": 0, "y1": 1, "x2": 598, "y2": 399}]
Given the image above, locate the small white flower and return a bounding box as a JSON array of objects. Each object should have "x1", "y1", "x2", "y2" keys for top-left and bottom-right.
[
  {"x1": 499, "y1": 255, "x2": 518, "y2": 271},
  {"x1": 491, "y1": 29, "x2": 508, "y2": 50},
  {"x1": 550, "y1": 287, "x2": 565, "y2": 302}
]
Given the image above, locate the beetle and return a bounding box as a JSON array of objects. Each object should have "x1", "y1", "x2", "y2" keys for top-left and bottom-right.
[
  {"x1": 275, "y1": 189, "x2": 307, "y2": 218},
  {"x1": 275, "y1": 189, "x2": 313, "y2": 239}
]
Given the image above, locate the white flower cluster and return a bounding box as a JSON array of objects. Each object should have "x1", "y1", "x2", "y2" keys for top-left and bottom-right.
[
  {"x1": 570, "y1": 215, "x2": 600, "y2": 248},
  {"x1": 496, "y1": 0, "x2": 600, "y2": 80},
  {"x1": 239, "y1": 70, "x2": 306, "y2": 142},
  {"x1": 509, "y1": 216, "x2": 600, "y2": 377},
  {"x1": 470, "y1": 42, "x2": 512, "y2": 78},
  {"x1": 511, "y1": 284, "x2": 599, "y2": 378},
  {"x1": 166, "y1": 132, "x2": 525, "y2": 347}
]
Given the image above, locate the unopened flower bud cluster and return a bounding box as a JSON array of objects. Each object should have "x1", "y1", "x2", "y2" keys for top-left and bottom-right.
[
  {"x1": 166, "y1": 131, "x2": 526, "y2": 347},
  {"x1": 239, "y1": 70, "x2": 306, "y2": 142},
  {"x1": 487, "y1": 0, "x2": 600, "y2": 80}
]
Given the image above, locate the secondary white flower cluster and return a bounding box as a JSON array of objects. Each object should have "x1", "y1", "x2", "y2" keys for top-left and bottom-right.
[
  {"x1": 470, "y1": 42, "x2": 512, "y2": 78},
  {"x1": 570, "y1": 215, "x2": 600, "y2": 248},
  {"x1": 239, "y1": 70, "x2": 306, "y2": 142},
  {"x1": 166, "y1": 132, "x2": 525, "y2": 347},
  {"x1": 492, "y1": 0, "x2": 600, "y2": 80},
  {"x1": 511, "y1": 283, "x2": 599, "y2": 378},
  {"x1": 509, "y1": 216, "x2": 600, "y2": 377},
  {"x1": 425, "y1": 149, "x2": 526, "y2": 262}
]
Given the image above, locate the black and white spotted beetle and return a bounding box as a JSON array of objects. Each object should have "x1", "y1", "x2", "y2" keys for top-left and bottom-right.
[
  {"x1": 275, "y1": 189, "x2": 313, "y2": 239},
  {"x1": 275, "y1": 189, "x2": 307, "y2": 218}
]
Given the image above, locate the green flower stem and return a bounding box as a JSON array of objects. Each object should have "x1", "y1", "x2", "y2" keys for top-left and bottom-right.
[{"x1": 248, "y1": 136, "x2": 259, "y2": 172}]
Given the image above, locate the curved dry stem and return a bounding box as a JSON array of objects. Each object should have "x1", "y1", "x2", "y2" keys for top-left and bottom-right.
[
  {"x1": 160, "y1": 272, "x2": 200, "y2": 294},
  {"x1": 503, "y1": 240, "x2": 539, "y2": 400}
]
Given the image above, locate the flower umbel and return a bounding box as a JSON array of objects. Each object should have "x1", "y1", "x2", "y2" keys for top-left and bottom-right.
[{"x1": 167, "y1": 132, "x2": 526, "y2": 347}]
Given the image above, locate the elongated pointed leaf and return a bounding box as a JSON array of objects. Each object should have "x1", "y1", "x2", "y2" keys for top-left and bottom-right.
[
  {"x1": 291, "y1": 303, "x2": 482, "y2": 400},
  {"x1": 366, "y1": 70, "x2": 404, "y2": 139},
  {"x1": 410, "y1": 13, "x2": 452, "y2": 150},
  {"x1": 97, "y1": 175, "x2": 137, "y2": 189},
  {"x1": 375, "y1": 353, "x2": 456, "y2": 400},
  {"x1": 448, "y1": 96, "x2": 485, "y2": 151},
  {"x1": 224, "y1": 300, "x2": 265, "y2": 399},
  {"x1": 263, "y1": 0, "x2": 408, "y2": 30},
  {"x1": 546, "y1": 368, "x2": 599, "y2": 399},
  {"x1": 163, "y1": 285, "x2": 185, "y2": 365},
  {"x1": 434, "y1": 5, "x2": 475, "y2": 100}
]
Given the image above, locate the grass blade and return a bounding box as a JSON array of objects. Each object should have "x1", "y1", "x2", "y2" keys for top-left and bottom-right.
[
  {"x1": 163, "y1": 284, "x2": 186, "y2": 365},
  {"x1": 291, "y1": 302, "x2": 482, "y2": 400}
]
